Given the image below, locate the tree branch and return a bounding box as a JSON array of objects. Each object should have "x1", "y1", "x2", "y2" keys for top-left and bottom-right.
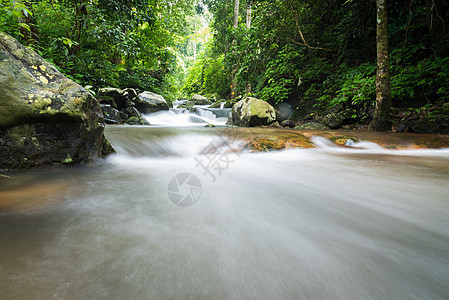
[{"x1": 288, "y1": 0, "x2": 336, "y2": 53}]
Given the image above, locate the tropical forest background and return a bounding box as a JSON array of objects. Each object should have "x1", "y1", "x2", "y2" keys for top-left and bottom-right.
[{"x1": 1, "y1": 0, "x2": 449, "y2": 131}]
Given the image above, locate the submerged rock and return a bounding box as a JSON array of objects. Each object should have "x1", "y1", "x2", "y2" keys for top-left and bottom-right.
[
  {"x1": 230, "y1": 97, "x2": 277, "y2": 127},
  {"x1": 134, "y1": 91, "x2": 169, "y2": 114},
  {"x1": 0, "y1": 32, "x2": 113, "y2": 169}
]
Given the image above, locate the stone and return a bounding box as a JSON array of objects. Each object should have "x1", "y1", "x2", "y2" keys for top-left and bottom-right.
[
  {"x1": 125, "y1": 116, "x2": 150, "y2": 125},
  {"x1": 122, "y1": 88, "x2": 137, "y2": 102},
  {"x1": 133, "y1": 91, "x2": 169, "y2": 114},
  {"x1": 97, "y1": 95, "x2": 117, "y2": 108},
  {"x1": 209, "y1": 101, "x2": 222, "y2": 108},
  {"x1": 123, "y1": 106, "x2": 141, "y2": 118},
  {"x1": 0, "y1": 32, "x2": 113, "y2": 169},
  {"x1": 190, "y1": 94, "x2": 211, "y2": 105},
  {"x1": 295, "y1": 122, "x2": 329, "y2": 130},
  {"x1": 230, "y1": 97, "x2": 277, "y2": 127},
  {"x1": 323, "y1": 108, "x2": 354, "y2": 129},
  {"x1": 97, "y1": 87, "x2": 127, "y2": 109},
  {"x1": 281, "y1": 120, "x2": 296, "y2": 128},
  {"x1": 100, "y1": 104, "x2": 121, "y2": 124}
]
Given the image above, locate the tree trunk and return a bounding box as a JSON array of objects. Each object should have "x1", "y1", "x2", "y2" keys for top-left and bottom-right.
[
  {"x1": 230, "y1": 0, "x2": 240, "y2": 98},
  {"x1": 245, "y1": 1, "x2": 252, "y2": 93},
  {"x1": 246, "y1": 1, "x2": 252, "y2": 29},
  {"x1": 233, "y1": 0, "x2": 240, "y2": 28},
  {"x1": 368, "y1": 0, "x2": 392, "y2": 131}
]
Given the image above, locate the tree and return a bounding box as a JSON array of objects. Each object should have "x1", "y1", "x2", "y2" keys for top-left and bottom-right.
[
  {"x1": 369, "y1": 0, "x2": 392, "y2": 131},
  {"x1": 233, "y1": 0, "x2": 239, "y2": 28}
]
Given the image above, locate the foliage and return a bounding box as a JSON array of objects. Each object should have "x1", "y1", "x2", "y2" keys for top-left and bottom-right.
[
  {"x1": 1, "y1": 0, "x2": 197, "y2": 101},
  {"x1": 206, "y1": 0, "x2": 449, "y2": 128}
]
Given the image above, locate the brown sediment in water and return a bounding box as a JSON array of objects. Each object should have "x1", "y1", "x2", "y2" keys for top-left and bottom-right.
[
  {"x1": 219, "y1": 127, "x2": 449, "y2": 152},
  {"x1": 0, "y1": 182, "x2": 68, "y2": 212},
  {"x1": 298, "y1": 129, "x2": 449, "y2": 149}
]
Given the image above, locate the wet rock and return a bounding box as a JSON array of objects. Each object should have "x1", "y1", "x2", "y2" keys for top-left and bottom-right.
[
  {"x1": 97, "y1": 95, "x2": 117, "y2": 109},
  {"x1": 133, "y1": 91, "x2": 169, "y2": 114},
  {"x1": 100, "y1": 104, "x2": 121, "y2": 124},
  {"x1": 0, "y1": 32, "x2": 113, "y2": 169},
  {"x1": 125, "y1": 116, "x2": 150, "y2": 125},
  {"x1": 230, "y1": 97, "x2": 277, "y2": 127},
  {"x1": 122, "y1": 88, "x2": 137, "y2": 102},
  {"x1": 190, "y1": 94, "x2": 211, "y2": 105},
  {"x1": 281, "y1": 120, "x2": 296, "y2": 128},
  {"x1": 242, "y1": 135, "x2": 314, "y2": 152},
  {"x1": 97, "y1": 87, "x2": 127, "y2": 109},
  {"x1": 123, "y1": 106, "x2": 141, "y2": 118}
]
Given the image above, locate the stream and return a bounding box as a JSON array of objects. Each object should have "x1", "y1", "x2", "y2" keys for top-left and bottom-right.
[{"x1": 1, "y1": 125, "x2": 449, "y2": 299}]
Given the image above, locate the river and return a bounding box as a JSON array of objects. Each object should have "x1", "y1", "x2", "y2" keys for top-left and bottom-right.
[{"x1": 1, "y1": 125, "x2": 449, "y2": 299}]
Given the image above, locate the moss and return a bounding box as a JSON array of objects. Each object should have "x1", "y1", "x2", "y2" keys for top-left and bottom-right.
[{"x1": 62, "y1": 153, "x2": 73, "y2": 164}]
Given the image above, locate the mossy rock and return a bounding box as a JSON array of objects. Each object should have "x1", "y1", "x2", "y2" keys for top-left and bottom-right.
[
  {"x1": 125, "y1": 116, "x2": 150, "y2": 125},
  {"x1": 295, "y1": 122, "x2": 329, "y2": 130},
  {"x1": 189, "y1": 94, "x2": 211, "y2": 105},
  {"x1": 230, "y1": 97, "x2": 277, "y2": 127},
  {"x1": 0, "y1": 32, "x2": 113, "y2": 169}
]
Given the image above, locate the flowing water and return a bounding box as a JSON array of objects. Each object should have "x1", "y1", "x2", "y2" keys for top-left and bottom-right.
[{"x1": 1, "y1": 126, "x2": 449, "y2": 299}]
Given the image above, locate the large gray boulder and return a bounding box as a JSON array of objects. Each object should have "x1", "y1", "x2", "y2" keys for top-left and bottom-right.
[
  {"x1": 133, "y1": 91, "x2": 169, "y2": 114},
  {"x1": 0, "y1": 32, "x2": 113, "y2": 169},
  {"x1": 230, "y1": 97, "x2": 277, "y2": 127}
]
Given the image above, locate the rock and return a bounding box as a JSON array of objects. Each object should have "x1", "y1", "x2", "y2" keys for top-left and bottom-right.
[
  {"x1": 204, "y1": 93, "x2": 220, "y2": 102},
  {"x1": 409, "y1": 117, "x2": 449, "y2": 134},
  {"x1": 295, "y1": 122, "x2": 329, "y2": 130},
  {"x1": 119, "y1": 111, "x2": 129, "y2": 122},
  {"x1": 281, "y1": 120, "x2": 295, "y2": 128},
  {"x1": 323, "y1": 108, "x2": 354, "y2": 129},
  {"x1": 209, "y1": 101, "x2": 223, "y2": 108},
  {"x1": 100, "y1": 104, "x2": 122, "y2": 124},
  {"x1": 0, "y1": 32, "x2": 113, "y2": 169},
  {"x1": 97, "y1": 95, "x2": 117, "y2": 109},
  {"x1": 97, "y1": 87, "x2": 127, "y2": 109},
  {"x1": 122, "y1": 88, "x2": 137, "y2": 102},
  {"x1": 190, "y1": 94, "x2": 211, "y2": 105},
  {"x1": 204, "y1": 124, "x2": 216, "y2": 127},
  {"x1": 133, "y1": 91, "x2": 169, "y2": 114},
  {"x1": 125, "y1": 116, "x2": 150, "y2": 125},
  {"x1": 177, "y1": 101, "x2": 195, "y2": 109},
  {"x1": 123, "y1": 106, "x2": 141, "y2": 118},
  {"x1": 230, "y1": 97, "x2": 277, "y2": 127}
]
